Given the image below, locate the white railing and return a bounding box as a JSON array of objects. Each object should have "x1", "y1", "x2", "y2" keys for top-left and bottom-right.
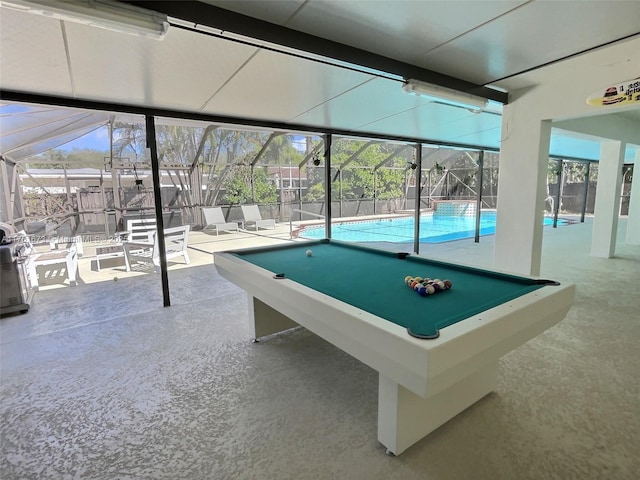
[{"x1": 289, "y1": 209, "x2": 325, "y2": 239}]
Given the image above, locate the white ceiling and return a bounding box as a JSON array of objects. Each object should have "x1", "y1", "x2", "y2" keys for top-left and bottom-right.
[
  {"x1": 0, "y1": 0, "x2": 639, "y2": 161},
  {"x1": 199, "y1": 0, "x2": 638, "y2": 86}
]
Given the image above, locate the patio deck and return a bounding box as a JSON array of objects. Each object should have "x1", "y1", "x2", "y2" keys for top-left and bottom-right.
[
  {"x1": 31, "y1": 223, "x2": 297, "y2": 290},
  {"x1": 30, "y1": 213, "x2": 419, "y2": 290}
]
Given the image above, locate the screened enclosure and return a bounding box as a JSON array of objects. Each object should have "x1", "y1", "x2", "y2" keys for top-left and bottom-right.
[{"x1": 4, "y1": 102, "x2": 633, "y2": 297}]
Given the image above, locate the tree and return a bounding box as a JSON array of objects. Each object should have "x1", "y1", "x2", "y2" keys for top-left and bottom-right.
[
  {"x1": 302, "y1": 139, "x2": 406, "y2": 201},
  {"x1": 260, "y1": 134, "x2": 304, "y2": 165},
  {"x1": 111, "y1": 122, "x2": 204, "y2": 166},
  {"x1": 113, "y1": 122, "x2": 147, "y2": 160},
  {"x1": 222, "y1": 166, "x2": 276, "y2": 204},
  {"x1": 27, "y1": 149, "x2": 69, "y2": 168},
  {"x1": 156, "y1": 125, "x2": 203, "y2": 166}
]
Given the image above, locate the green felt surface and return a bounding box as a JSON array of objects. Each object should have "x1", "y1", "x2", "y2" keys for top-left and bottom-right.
[{"x1": 232, "y1": 240, "x2": 547, "y2": 338}]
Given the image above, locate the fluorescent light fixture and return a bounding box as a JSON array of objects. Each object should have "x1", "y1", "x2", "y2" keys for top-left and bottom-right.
[
  {"x1": 0, "y1": 0, "x2": 169, "y2": 39},
  {"x1": 402, "y1": 79, "x2": 488, "y2": 112}
]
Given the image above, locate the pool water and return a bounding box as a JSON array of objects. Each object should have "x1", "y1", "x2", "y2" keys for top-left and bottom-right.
[{"x1": 299, "y1": 212, "x2": 565, "y2": 243}]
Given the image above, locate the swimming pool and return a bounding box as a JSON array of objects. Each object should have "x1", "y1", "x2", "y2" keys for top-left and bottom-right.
[{"x1": 298, "y1": 212, "x2": 566, "y2": 243}]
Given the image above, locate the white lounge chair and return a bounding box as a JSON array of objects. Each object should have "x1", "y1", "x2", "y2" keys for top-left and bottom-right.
[
  {"x1": 202, "y1": 207, "x2": 239, "y2": 235},
  {"x1": 123, "y1": 225, "x2": 191, "y2": 272},
  {"x1": 241, "y1": 205, "x2": 276, "y2": 230}
]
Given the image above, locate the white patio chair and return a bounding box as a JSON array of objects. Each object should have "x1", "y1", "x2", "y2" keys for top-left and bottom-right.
[
  {"x1": 202, "y1": 207, "x2": 239, "y2": 235},
  {"x1": 240, "y1": 205, "x2": 276, "y2": 230},
  {"x1": 95, "y1": 218, "x2": 156, "y2": 271},
  {"x1": 123, "y1": 225, "x2": 191, "y2": 272},
  {"x1": 28, "y1": 236, "x2": 81, "y2": 291}
]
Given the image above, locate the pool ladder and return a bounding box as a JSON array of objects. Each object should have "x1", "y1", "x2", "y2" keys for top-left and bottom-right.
[{"x1": 289, "y1": 209, "x2": 325, "y2": 239}]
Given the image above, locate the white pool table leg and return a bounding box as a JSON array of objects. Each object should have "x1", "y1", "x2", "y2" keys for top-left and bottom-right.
[
  {"x1": 378, "y1": 360, "x2": 499, "y2": 455},
  {"x1": 249, "y1": 297, "x2": 299, "y2": 340}
]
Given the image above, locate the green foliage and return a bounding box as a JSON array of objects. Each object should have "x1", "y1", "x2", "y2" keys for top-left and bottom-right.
[
  {"x1": 253, "y1": 168, "x2": 278, "y2": 203},
  {"x1": 28, "y1": 148, "x2": 108, "y2": 169},
  {"x1": 222, "y1": 166, "x2": 276, "y2": 204},
  {"x1": 28, "y1": 149, "x2": 67, "y2": 168},
  {"x1": 304, "y1": 181, "x2": 325, "y2": 202},
  {"x1": 205, "y1": 130, "x2": 265, "y2": 168},
  {"x1": 224, "y1": 168, "x2": 251, "y2": 204},
  {"x1": 376, "y1": 168, "x2": 405, "y2": 199},
  {"x1": 157, "y1": 125, "x2": 204, "y2": 165},
  {"x1": 303, "y1": 139, "x2": 407, "y2": 201},
  {"x1": 547, "y1": 160, "x2": 597, "y2": 184},
  {"x1": 112, "y1": 122, "x2": 206, "y2": 166},
  {"x1": 260, "y1": 134, "x2": 305, "y2": 165},
  {"x1": 66, "y1": 149, "x2": 110, "y2": 168}
]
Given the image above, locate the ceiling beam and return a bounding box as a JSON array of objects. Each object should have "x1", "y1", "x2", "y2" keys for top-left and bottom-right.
[{"x1": 122, "y1": 0, "x2": 508, "y2": 104}]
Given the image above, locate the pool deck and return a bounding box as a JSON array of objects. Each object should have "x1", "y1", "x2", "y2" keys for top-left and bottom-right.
[
  {"x1": 26, "y1": 223, "x2": 294, "y2": 290},
  {"x1": 30, "y1": 214, "x2": 415, "y2": 290},
  {"x1": 24, "y1": 212, "x2": 575, "y2": 291}
]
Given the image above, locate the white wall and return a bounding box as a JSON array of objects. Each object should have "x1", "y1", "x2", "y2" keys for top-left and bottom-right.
[{"x1": 494, "y1": 36, "x2": 640, "y2": 275}]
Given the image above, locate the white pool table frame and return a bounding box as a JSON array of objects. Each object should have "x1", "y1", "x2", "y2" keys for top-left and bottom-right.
[{"x1": 214, "y1": 250, "x2": 575, "y2": 455}]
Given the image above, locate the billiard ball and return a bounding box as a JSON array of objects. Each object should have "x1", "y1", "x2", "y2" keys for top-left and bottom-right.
[
  {"x1": 443, "y1": 280, "x2": 452, "y2": 289},
  {"x1": 306, "y1": 249, "x2": 313, "y2": 257}
]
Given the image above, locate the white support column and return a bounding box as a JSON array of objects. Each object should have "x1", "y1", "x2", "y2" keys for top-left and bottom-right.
[
  {"x1": 250, "y1": 297, "x2": 298, "y2": 339},
  {"x1": 626, "y1": 150, "x2": 640, "y2": 245},
  {"x1": 0, "y1": 159, "x2": 14, "y2": 224},
  {"x1": 591, "y1": 141, "x2": 625, "y2": 258},
  {"x1": 377, "y1": 362, "x2": 498, "y2": 455},
  {"x1": 494, "y1": 105, "x2": 550, "y2": 276}
]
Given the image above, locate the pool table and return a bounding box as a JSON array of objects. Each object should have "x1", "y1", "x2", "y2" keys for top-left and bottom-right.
[{"x1": 214, "y1": 239, "x2": 575, "y2": 455}]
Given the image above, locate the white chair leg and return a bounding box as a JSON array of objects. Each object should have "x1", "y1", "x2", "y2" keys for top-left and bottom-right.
[
  {"x1": 66, "y1": 253, "x2": 77, "y2": 286},
  {"x1": 123, "y1": 247, "x2": 133, "y2": 272},
  {"x1": 28, "y1": 260, "x2": 40, "y2": 292}
]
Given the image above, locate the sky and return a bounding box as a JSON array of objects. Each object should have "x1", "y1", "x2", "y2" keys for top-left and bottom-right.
[
  {"x1": 0, "y1": 103, "x2": 112, "y2": 154},
  {"x1": 57, "y1": 127, "x2": 309, "y2": 153},
  {"x1": 59, "y1": 126, "x2": 110, "y2": 152}
]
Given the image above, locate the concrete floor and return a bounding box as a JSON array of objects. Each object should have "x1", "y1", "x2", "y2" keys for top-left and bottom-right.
[{"x1": 1, "y1": 218, "x2": 639, "y2": 479}]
